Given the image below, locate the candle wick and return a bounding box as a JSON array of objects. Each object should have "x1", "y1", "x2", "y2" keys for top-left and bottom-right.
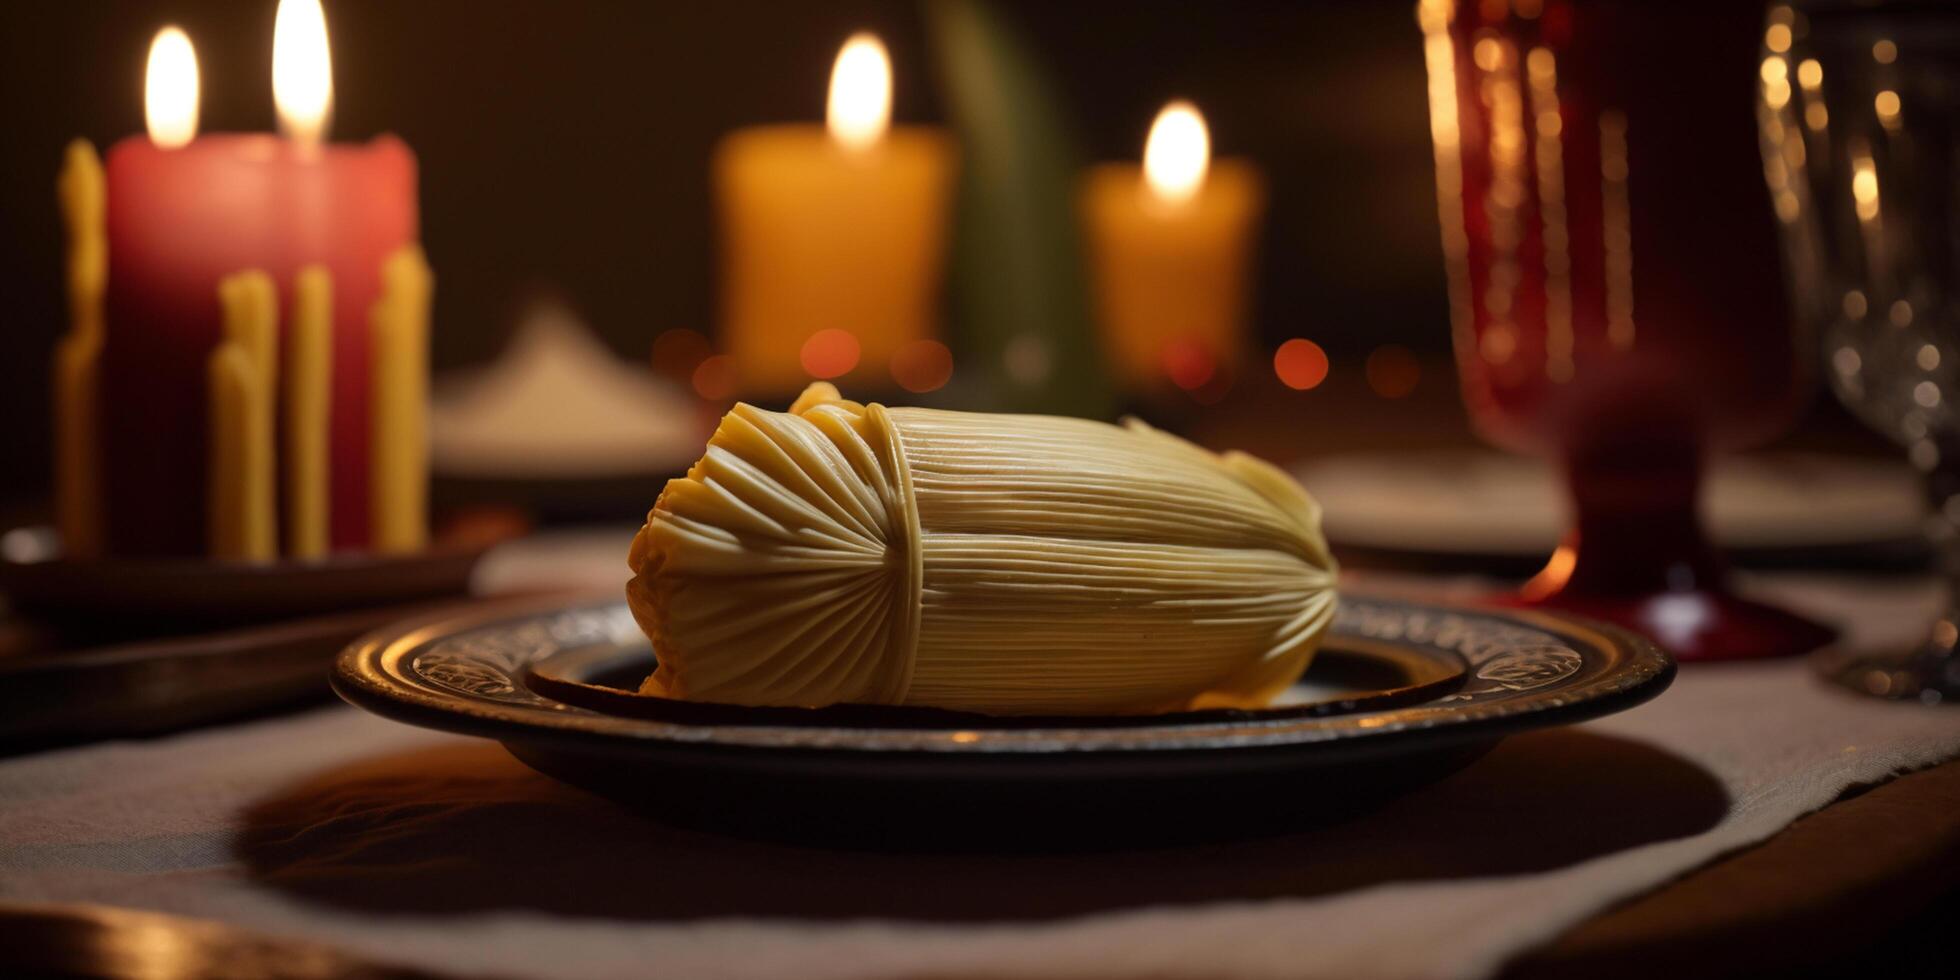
[{"x1": 282, "y1": 116, "x2": 330, "y2": 156}]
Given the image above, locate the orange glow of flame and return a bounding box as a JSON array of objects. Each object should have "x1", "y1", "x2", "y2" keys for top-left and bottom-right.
[
  {"x1": 1521, "y1": 544, "x2": 1577, "y2": 601},
  {"x1": 145, "y1": 27, "x2": 200, "y2": 149}
]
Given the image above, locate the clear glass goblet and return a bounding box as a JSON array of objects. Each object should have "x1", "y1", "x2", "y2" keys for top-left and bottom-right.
[{"x1": 1764, "y1": 1, "x2": 1960, "y2": 701}]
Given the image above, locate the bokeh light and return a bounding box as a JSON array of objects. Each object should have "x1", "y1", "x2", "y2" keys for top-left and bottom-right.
[
  {"x1": 890, "y1": 339, "x2": 954, "y2": 393},
  {"x1": 1796, "y1": 59, "x2": 1822, "y2": 90},
  {"x1": 692, "y1": 354, "x2": 737, "y2": 402},
  {"x1": 650, "y1": 328, "x2": 712, "y2": 382},
  {"x1": 1273, "y1": 339, "x2": 1328, "y2": 391},
  {"x1": 800, "y1": 328, "x2": 861, "y2": 379},
  {"x1": 1162, "y1": 339, "x2": 1217, "y2": 391},
  {"x1": 1875, "y1": 89, "x2": 1901, "y2": 127},
  {"x1": 1764, "y1": 23, "x2": 1791, "y2": 54},
  {"x1": 1365, "y1": 345, "x2": 1421, "y2": 399}
]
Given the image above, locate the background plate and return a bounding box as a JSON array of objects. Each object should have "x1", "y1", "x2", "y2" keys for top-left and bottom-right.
[{"x1": 1294, "y1": 450, "x2": 1926, "y2": 571}]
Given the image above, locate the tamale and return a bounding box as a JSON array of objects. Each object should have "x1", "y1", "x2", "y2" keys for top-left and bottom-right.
[{"x1": 625, "y1": 383, "x2": 1336, "y2": 715}]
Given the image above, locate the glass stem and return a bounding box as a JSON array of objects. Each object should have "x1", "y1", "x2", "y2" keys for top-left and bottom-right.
[{"x1": 1535, "y1": 432, "x2": 1720, "y2": 598}]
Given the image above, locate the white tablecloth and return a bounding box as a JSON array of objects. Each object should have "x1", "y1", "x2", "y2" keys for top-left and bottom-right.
[{"x1": 3, "y1": 562, "x2": 1959, "y2": 980}]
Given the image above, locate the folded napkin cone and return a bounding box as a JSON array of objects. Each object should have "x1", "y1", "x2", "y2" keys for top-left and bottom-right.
[{"x1": 626, "y1": 384, "x2": 1337, "y2": 715}]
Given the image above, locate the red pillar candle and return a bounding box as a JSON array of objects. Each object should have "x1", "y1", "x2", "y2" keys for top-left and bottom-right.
[
  {"x1": 99, "y1": 9, "x2": 417, "y2": 555},
  {"x1": 102, "y1": 136, "x2": 416, "y2": 554}
]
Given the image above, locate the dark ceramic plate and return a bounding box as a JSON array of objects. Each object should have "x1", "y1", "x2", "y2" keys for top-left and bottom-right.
[{"x1": 333, "y1": 594, "x2": 1672, "y2": 848}]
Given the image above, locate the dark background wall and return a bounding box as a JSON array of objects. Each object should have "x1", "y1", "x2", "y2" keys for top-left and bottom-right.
[{"x1": 0, "y1": 0, "x2": 1448, "y2": 500}]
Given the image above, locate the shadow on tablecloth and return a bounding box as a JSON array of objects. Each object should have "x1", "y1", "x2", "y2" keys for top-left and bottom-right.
[{"x1": 234, "y1": 728, "x2": 1725, "y2": 922}]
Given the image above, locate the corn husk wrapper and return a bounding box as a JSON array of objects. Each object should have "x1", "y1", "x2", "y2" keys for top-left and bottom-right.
[{"x1": 625, "y1": 384, "x2": 1337, "y2": 715}]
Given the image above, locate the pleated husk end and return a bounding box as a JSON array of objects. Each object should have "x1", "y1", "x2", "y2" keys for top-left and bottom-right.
[{"x1": 626, "y1": 384, "x2": 920, "y2": 707}]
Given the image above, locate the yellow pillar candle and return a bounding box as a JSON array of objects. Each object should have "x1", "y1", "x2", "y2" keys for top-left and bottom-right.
[
  {"x1": 370, "y1": 245, "x2": 432, "y2": 554},
  {"x1": 715, "y1": 33, "x2": 955, "y2": 394},
  {"x1": 54, "y1": 139, "x2": 107, "y2": 558},
  {"x1": 286, "y1": 265, "x2": 332, "y2": 558},
  {"x1": 1081, "y1": 101, "x2": 1265, "y2": 389},
  {"x1": 207, "y1": 342, "x2": 274, "y2": 560}
]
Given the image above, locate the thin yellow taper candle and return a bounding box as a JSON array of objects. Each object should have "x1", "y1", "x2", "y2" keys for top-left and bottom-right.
[
  {"x1": 219, "y1": 271, "x2": 279, "y2": 410},
  {"x1": 207, "y1": 343, "x2": 273, "y2": 559},
  {"x1": 370, "y1": 245, "x2": 433, "y2": 553},
  {"x1": 55, "y1": 139, "x2": 107, "y2": 557},
  {"x1": 209, "y1": 345, "x2": 244, "y2": 558},
  {"x1": 287, "y1": 265, "x2": 333, "y2": 558},
  {"x1": 213, "y1": 272, "x2": 278, "y2": 560}
]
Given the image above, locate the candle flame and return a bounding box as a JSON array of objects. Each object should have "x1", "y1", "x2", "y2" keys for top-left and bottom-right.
[
  {"x1": 1144, "y1": 100, "x2": 1209, "y2": 205},
  {"x1": 827, "y1": 33, "x2": 891, "y2": 151},
  {"x1": 145, "y1": 27, "x2": 200, "y2": 149},
  {"x1": 273, "y1": 0, "x2": 334, "y2": 148}
]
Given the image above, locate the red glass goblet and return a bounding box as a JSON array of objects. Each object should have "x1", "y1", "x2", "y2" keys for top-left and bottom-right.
[{"x1": 1417, "y1": 0, "x2": 1834, "y2": 659}]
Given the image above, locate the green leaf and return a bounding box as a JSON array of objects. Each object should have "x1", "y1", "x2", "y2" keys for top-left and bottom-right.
[{"x1": 925, "y1": 0, "x2": 1114, "y2": 418}]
